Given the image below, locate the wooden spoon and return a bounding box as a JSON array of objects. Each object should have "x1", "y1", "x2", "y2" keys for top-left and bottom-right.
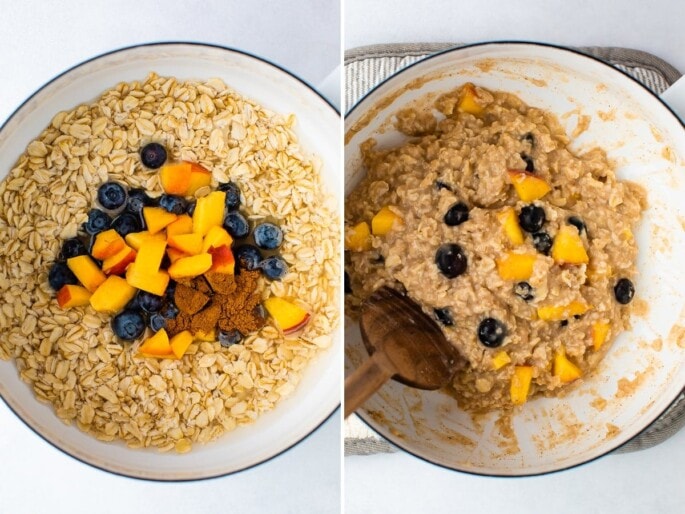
[{"x1": 344, "y1": 287, "x2": 463, "y2": 418}]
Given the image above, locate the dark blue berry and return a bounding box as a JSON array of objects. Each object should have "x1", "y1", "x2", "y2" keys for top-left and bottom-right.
[
  {"x1": 218, "y1": 182, "x2": 241, "y2": 211},
  {"x1": 253, "y1": 222, "x2": 283, "y2": 250},
  {"x1": 614, "y1": 278, "x2": 634, "y2": 305},
  {"x1": 161, "y1": 302, "x2": 179, "y2": 319},
  {"x1": 567, "y1": 216, "x2": 586, "y2": 234},
  {"x1": 60, "y1": 238, "x2": 87, "y2": 259},
  {"x1": 112, "y1": 309, "x2": 146, "y2": 341},
  {"x1": 478, "y1": 318, "x2": 507, "y2": 348},
  {"x1": 521, "y1": 154, "x2": 535, "y2": 172},
  {"x1": 532, "y1": 232, "x2": 553, "y2": 255},
  {"x1": 137, "y1": 291, "x2": 164, "y2": 313},
  {"x1": 444, "y1": 202, "x2": 469, "y2": 226},
  {"x1": 149, "y1": 313, "x2": 166, "y2": 332},
  {"x1": 48, "y1": 262, "x2": 78, "y2": 290},
  {"x1": 260, "y1": 256, "x2": 288, "y2": 280},
  {"x1": 223, "y1": 211, "x2": 250, "y2": 239},
  {"x1": 518, "y1": 205, "x2": 546, "y2": 233},
  {"x1": 84, "y1": 209, "x2": 111, "y2": 235},
  {"x1": 219, "y1": 329, "x2": 243, "y2": 347},
  {"x1": 126, "y1": 188, "x2": 153, "y2": 214},
  {"x1": 434, "y1": 308, "x2": 454, "y2": 326},
  {"x1": 159, "y1": 194, "x2": 188, "y2": 215},
  {"x1": 126, "y1": 294, "x2": 142, "y2": 311},
  {"x1": 97, "y1": 182, "x2": 127, "y2": 210},
  {"x1": 186, "y1": 201, "x2": 196, "y2": 217},
  {"x1": 514, "y1": 282, "x2": 534, "y2": 301},
  {"x1": 234, "y1": 245, "x2": 262, "y2": 271},
  {"x1": 165, "y1": 281, "x2": 177, "y2": 299},
  {"x1": 344, "y1": 271, "x2": 352, "y2": 294},
  {"x1": 111, "y1": 213, "x2": 141, "y2": 237},
  {"x1": 140, "y1": 143, "x2": 167, "y2": 169},
  {"x1": 435, "y1": 244, "x2": 467, "y2": 278}
]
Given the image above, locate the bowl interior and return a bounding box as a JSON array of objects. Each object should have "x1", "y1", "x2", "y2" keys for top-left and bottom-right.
[
  {"x1": 0, "y1": 43, "x2": 341, "y2": 480},
  {"x1": 344, "y1": 42, "x2": 685, "y2": 476}
]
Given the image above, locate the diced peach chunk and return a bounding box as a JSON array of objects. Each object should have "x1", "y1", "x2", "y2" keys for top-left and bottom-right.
[
  {"x1": 496, "y1": 253, "x2": 537, "y2": 281},
  {"x1": 167, "y1": 247, "x2": 188, "y2": 264},
  {"x1": 167, "y1": 233, "x2": 203, "y2": 256},
  {"x1": 553, "y1": 349, "x2": 582, "y2": 383},
  {"x1": 345, "y1": 221, "x2": 371, "y2": 251},
  {"x1": 264, "y1": 297, "x2": 311, "y2": 335},
  {"x1": 166, "y1": 214, "x2": 194, "y2": 237},
  {"x1": 89, "y1": 275, "x2": 137, "y2": 313},
  {"x1": 168, "y1": 253, "x2": 213, "y2": 279},
  {"x1": 102, "y1": 245, "x2": 137, "y2": 276},
  {"x1": 159, "y1": 161, "x2": 192, "y2": 195},
  {"x1": 202, "y1": 226, "x2": 233, "y2": 252},
  {"x1": 192, "y1": 191, "x2": 226, "y2": 236},
  {"x1": 551, "y1": 225, "x2": 589, "y2": 264},
  {"x1": 208, "y1": 245, "x2": 235, "y2": 274},
  {"x1": 458, "y1": 83, "x2": 484, "y2": 116},
  {"x1": 126, "y1": 263, "x2": 170, "y2": 296},
  {"x1": 125, "y1": 230, "x2": 166, "y2": 251},
  {"x1": 193, "y1": 329, "x2": 216, "y2": 342},
  {"x1": 537, "y1": 301, "x2": 592, "y2": 321},
  {"x1": 56, "y1": 284, "x2": 92, "y2": 308},
  {"x1": 507, "y1": 170, "x2": 551, "y2": 202},
  {"x1": 134, "y1": 239, "x2": 167, "y2": 274},
  {"x1": 91, "y1": 229, "x2": 126, "y2": 260},
  {"x1": 497, "y1": 208, "x2": 524, "y2": 246},
  {"x1": 371, "y1": 206, "x2": 402, "y2": 236},
  {"x1": 186, "y1": 163, "x2": 212, "y2": 195},
  {"x1": 592, "y1": 321, "x2": 610, "y2": 351},
  {"x1": 139, "y1": 329, "x2": 175, "y2": 358},
  {"x1": 170, "y1": 330, "x2": 194, "y2": 359},
  {"x1": 67, "y1": 255, "x2": 106, "y2": 293},
  {"x1": 510, "y1": 366, "x2": 533, "y2": 405},
  {"x1": 492, "y1": 351, "x2": 512, "y2": 370},
  {"x1": 143, "y1": 207, "x2": 177, "y2": 235}
]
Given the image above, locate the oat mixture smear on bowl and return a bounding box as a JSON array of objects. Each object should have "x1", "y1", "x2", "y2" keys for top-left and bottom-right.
[
  {"x1": 346, "y1": 83, "x2": 645, "y2": 410},
  {"x1": 0, "y1": 73, "x2": 339, "y2": 452}
]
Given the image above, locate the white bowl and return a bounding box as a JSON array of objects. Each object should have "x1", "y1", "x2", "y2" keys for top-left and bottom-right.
[
  {"x1": 345, "y1": 42, "x2": 685, "y2": 476},
  {"x1": 0, "y1": 42, "x2": 341, "y2": 480}
]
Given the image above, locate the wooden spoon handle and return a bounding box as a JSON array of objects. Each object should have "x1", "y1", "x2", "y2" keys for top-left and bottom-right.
[{"x1": 344, "y1": 353, "x2": 394, "y2": 418}]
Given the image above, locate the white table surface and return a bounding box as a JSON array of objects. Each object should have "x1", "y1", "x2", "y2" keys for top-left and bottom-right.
[
  {"x1": 345, "y1": 0, "x2": 684, "y2": 513},
  {"x1": 0, "y1": 1, "x2": 341, "y2": 513}
]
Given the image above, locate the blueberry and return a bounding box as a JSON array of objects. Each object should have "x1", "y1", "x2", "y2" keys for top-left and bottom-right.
[
  {"x1": 344, "y1": 271, "x2": 352, "y2": 294},
  {"x1": 521, "y1": 153, "x2": 535, "y2": 173},
  {"x1": 219, "y1": 330, "x2": 243, "y2": 347},
  {"x1": 159, "y1": 194, "x2": 188, "y2": 215},
  {"x1": 443, "y1": 202, "x2": 469, "y2": 227},
  {"x1": 137, "y1": 291, "x2": 164, "y2": 313},
  {"x1": 186, "y1": 201, "x2": 196, "y2": 217},
  {"x1": 478, "y1": 318, "x2": 507, "y2": 348},
  {"x1": 435, "y1": 180, "x2": 453, "y2": 192},
  {"x1": 126, "y1": 188, "x2": 153, "y2": 214},
  {"x1": 112, "y1": 310, "x2": 146, "y2": 341},
  {"x1": 234, "y1": 245, "x2": 262, "y2": 271},
  {"x1": 253, "y1": 223, "x2": 283, "y2": 250},
  {"x1": 435, "y1": 243, "x2": 467, "y2": 279},
  {"x1": 149, "y1": 313, "x2": 166, "y2": 332},
  {"x1": 111, "y1": 213, "x2": 141, "y2": 237},
  {"x1": 223, "y1": 211, "x2": 250, "y2": 239},
  {"x1": 165, "y1": 281, "x2": 177, "y2": 299},
  {"x1": 140, "y1": 143, "x2": 167, "y2": 169},
  {"x1": 614, "y1": 278, "x2": 635, "y2": 305},
  {"x1": 126, "y1": 294, "x2": 142, "y2": 311},
  {"x1": 97, "y1": 181, "x2": 127, "y2": 211},
  {"x1": 514, "y1": 281, "x2": 534, "y2": 301},
  {"x1": 84, "y1": 209, "x2": 112, "y2": 235},
  {"x1": 560, "y1": 320, "x2": 569, "y2": 327},
  {"x1": 567, "y1": 216, "x2": 586, "y2": 234},
  {"x1": 260, "y1": 256, "x2": 288, "y2": 280},
  {"x1": 60, "y1": 238, "x2": 87, "y2": 259},
  {"x1": 518, "y1": 205, "x2": 546, "y2": 233},
  {"x1": 161, "y1": 302, "x2": 179, "y2": 319},
  {"x1": 48, "y1": 262, "x2": 78, "y2": 291},
  {"x1": 532, "y1": 232, "x2": 553, "y2": 255},
  {"x1": 434, "y1": 307, "x2": 454, "y2": 327},
  {"x1": 218, "y1": 182, "x2": 241, "y2": 211}
]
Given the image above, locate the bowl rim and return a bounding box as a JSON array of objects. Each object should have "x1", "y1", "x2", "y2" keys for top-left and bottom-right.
[
  {"x1": 0, "y1": 40, "x2": 340, "y2": 482},
  {"x1": 344, "y1": 39, "x2": 685, "y2": 477}
]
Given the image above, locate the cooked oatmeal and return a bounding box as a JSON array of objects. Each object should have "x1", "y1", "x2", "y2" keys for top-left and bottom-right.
[{"x1": 346, "y1": 83, "x2": 645, "y2": 410}]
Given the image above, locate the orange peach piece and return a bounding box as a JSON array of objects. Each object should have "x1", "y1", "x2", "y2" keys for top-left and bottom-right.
[
  {"x1": 551, "y1": 225, "x2": 589, "y2": 264},
  {"x1": 510, "y1": 366, "x2": 533, "y2": 405},
  {"x1": 167, "y1": 247, "x2": 188, "y2": 264},
  {"x1": 537, "y1": 301, "x2": 592, "y2": 321},
  {"x1": 192, "y1": 191, "x2": 226, "y2": 236},
  {"x1": 102, "y1": 245, "x2": 137, "y2": 276},
  {"x1": 371, "y1": 206, "x2": 402, "y2": 236},
  {"x1": 56, "y1": 284, "x2": 92, "y2": 308},
  {"x1": 67, "y1": 255, "x2": 106, "y2": 293},
  {"x1": 592, "y1": 321, "x2": 610, "y2": 351},
  {"x1": 497, "y1": 208, "x2": 524, "y2": 246},
  {"x1": 458, "y1": 83, "x2": 485, "y2": 116},
  {"x1": 208, "y1": 244, "x2": 235, "y2": 274},
  {"x1": 263, "y1": 297, "x2": 311, "y2": 334},
  {"x1": 168, "y1": 253, "x2": 213, "y2": 279},
  {"x1": 125, "y1": 230, "x2": 166, "y2": 251},
  {"x1": 507, "y1": 170, "x2": 551, "y2": 202},
  {"x1": 138, "y1": 329, "x2": 175, "y2": 358},
  {"x1": 193, "y1": 329, "x2": 216, "y2": 342},
  {"x1": 143, "y1": 207, "x2": 177, "y2": 235},
  {"x1": 166, "y1": 214, "x2": 194, "y2": 237},
  {"x1": 345, "y1": 221, "x2": 371, "y2": 251},
  {"x1": 133, "y1": 238, "x2": 167, "y2": 274},
  {"x1": 496, "y1": 253, "x2": 537, "y2": 281},
  {"x1": 91, "y1": 229, "x2": 126, "y2": 260},
  {"x1": 126, "y1": 263, "x2": 170, "y2": 296},
  {"x1": 89, "y1": 275, "x2": 137, "y2": 313},
  {"x1": 202, "y1": 226, "x2": 233, "y2": 252},
  {"x1": 159, "y1": 161, "x2": 192, "y2": 195},
  {"x1": 491, "y1": 351, "x2": 511, "y2": 370},
  {"x1": 186, "y1": 163, "x2": 212, "y2": 195},
  {"x1": 167, "y1": 233, "x2": 203, "y2": 256},
  {"x1": 170, "y1": 330, "x2": 194, "y2": 359},
  {"x1": 553, "y1": 349, "x2": 582, "y2": 383}
]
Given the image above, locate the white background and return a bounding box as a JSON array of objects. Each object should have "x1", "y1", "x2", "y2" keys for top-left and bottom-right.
[
  {"x1": 0, "y1": 1, "x2": 341, "y2": 514},
  {"x1": 345, "y1": 0, "x2": 685, "y2": 513}
]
